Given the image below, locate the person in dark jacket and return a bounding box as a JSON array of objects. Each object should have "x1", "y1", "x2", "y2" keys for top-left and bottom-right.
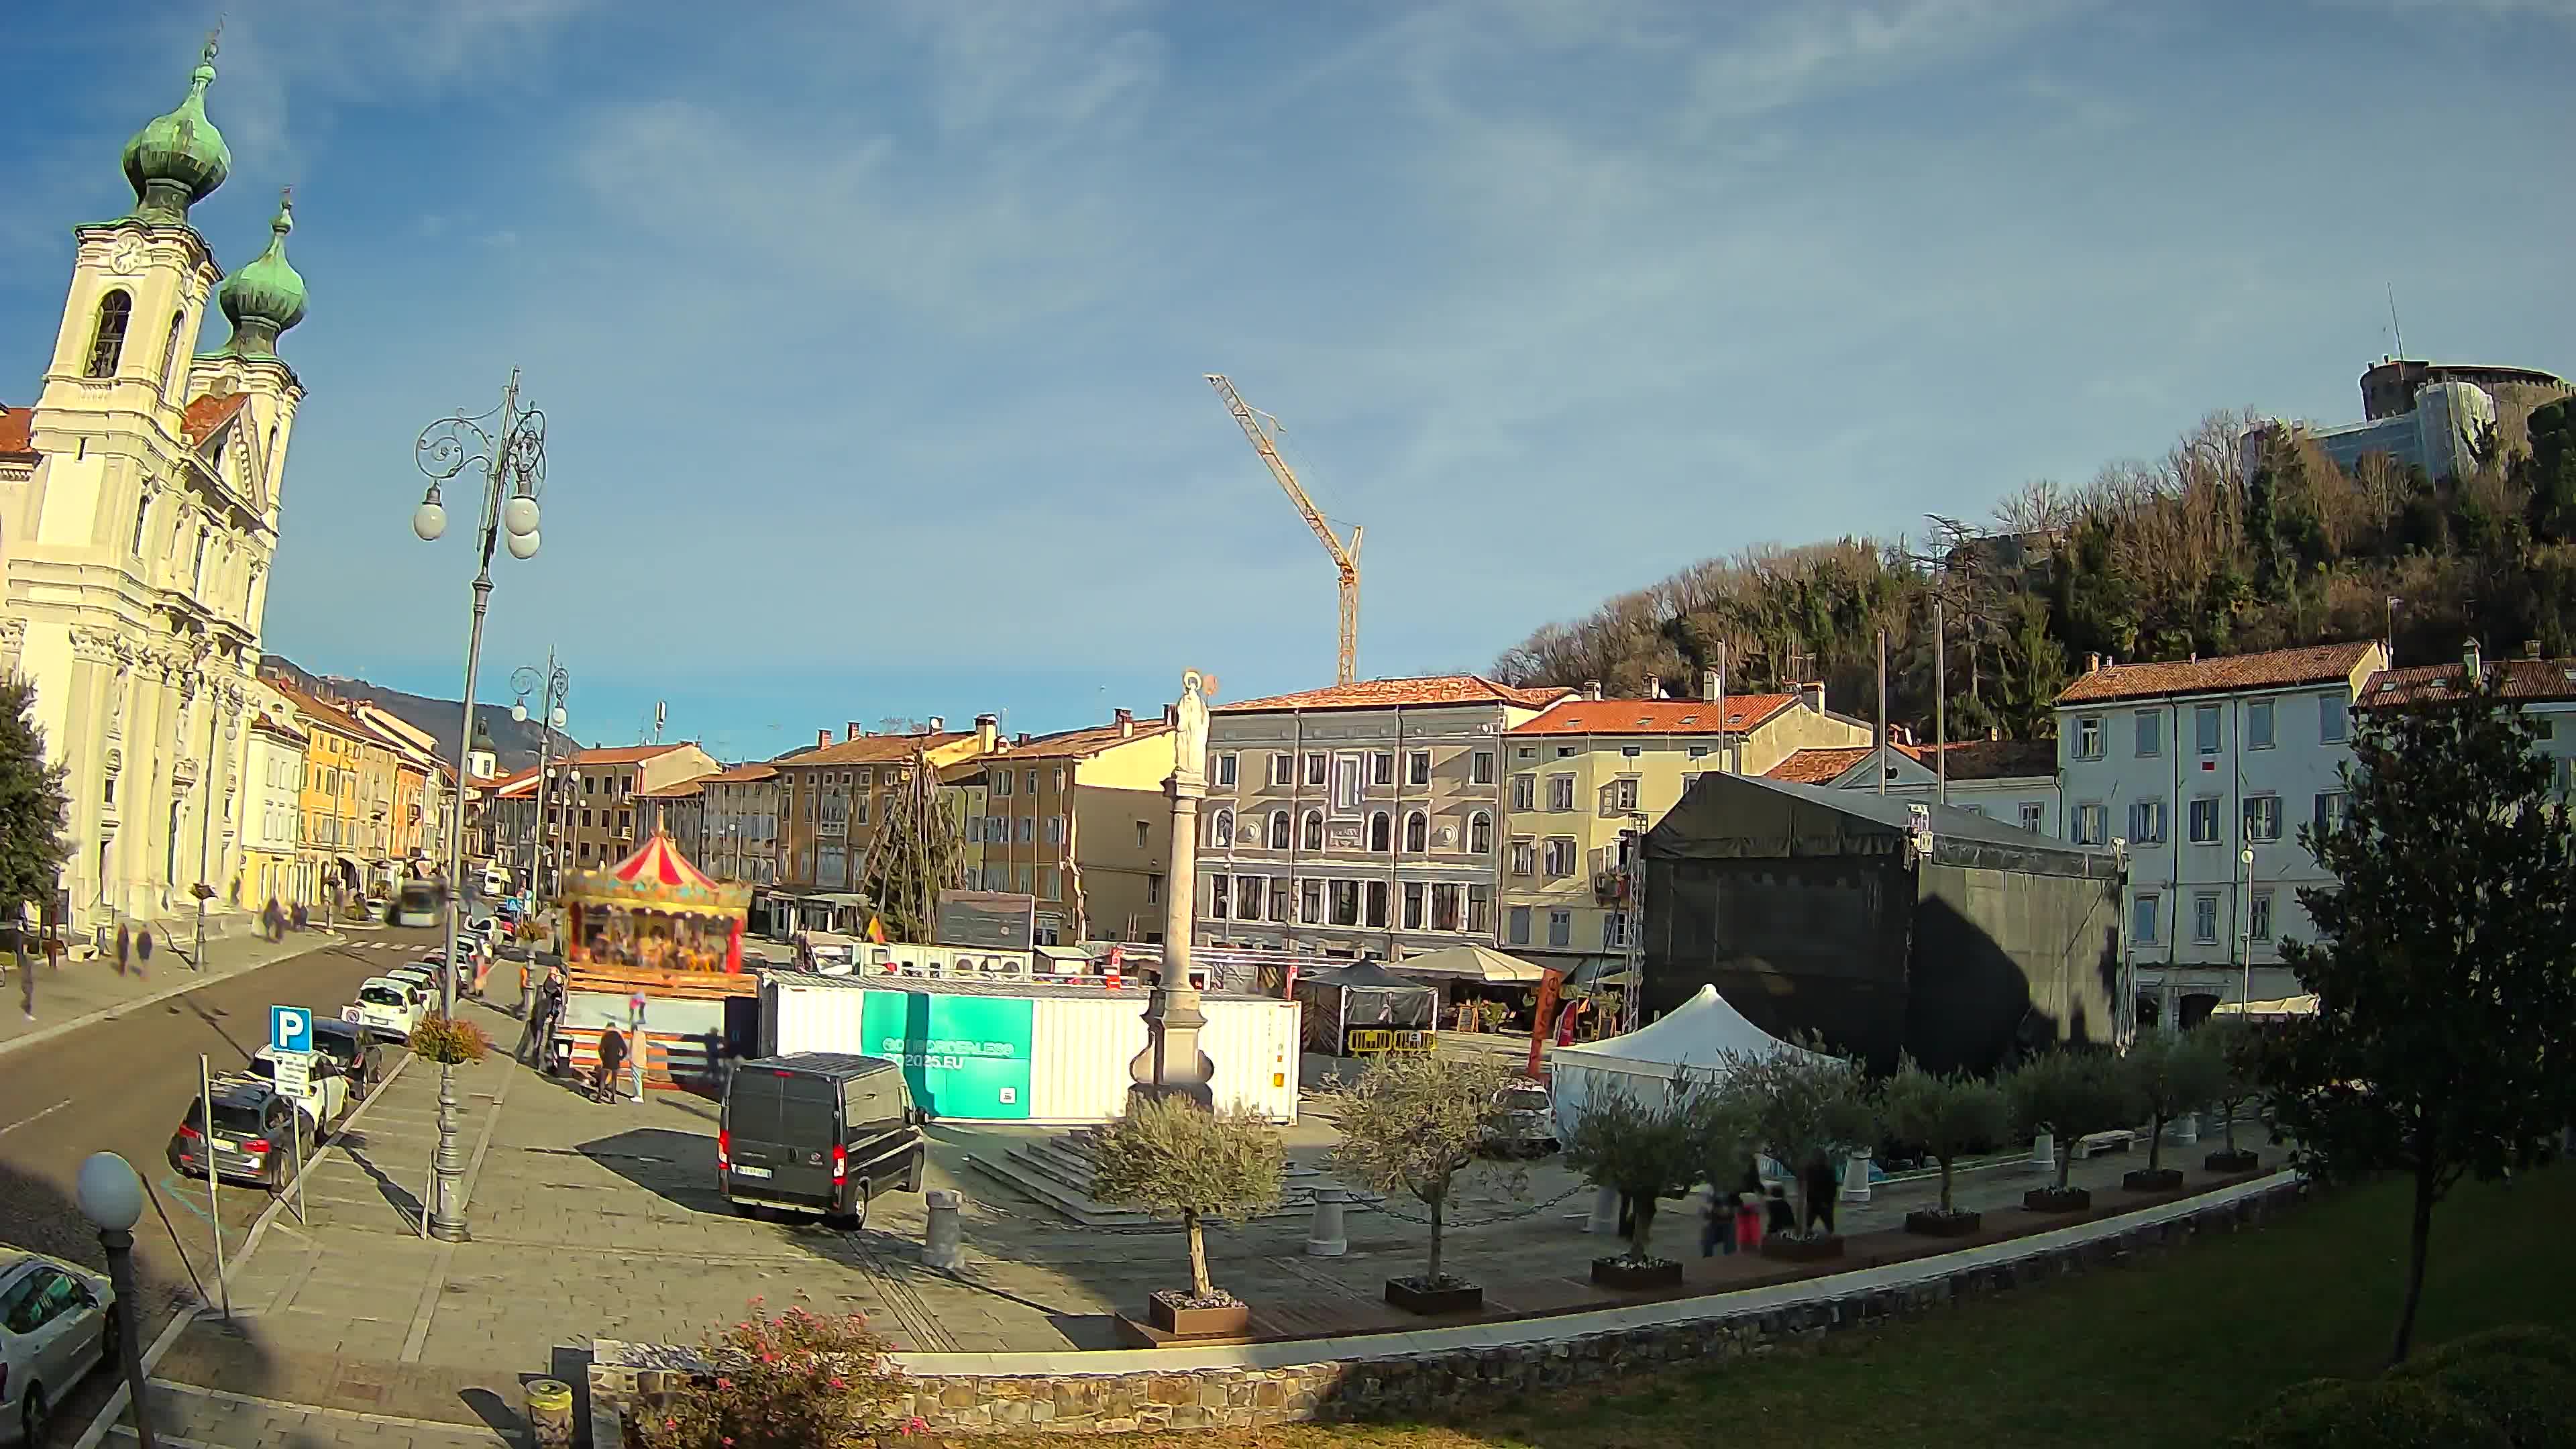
[
  {"x1": 1803, "y1": 1154, "x2": 1840, "y2": 1236},
  {"x1": 594, "y1": 1022, "x2": 629, "y2": 1103},
  {"x1": 1764, "y1": 1182, "x2": 1796, "y2": 1236}
]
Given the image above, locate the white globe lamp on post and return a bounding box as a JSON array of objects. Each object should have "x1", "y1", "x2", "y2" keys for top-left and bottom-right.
[{"x1": 76, "y1": 1151, "x2": 156, "y2": 1449}]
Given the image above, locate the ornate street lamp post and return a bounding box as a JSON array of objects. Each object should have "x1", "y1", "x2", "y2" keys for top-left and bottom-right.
[
  {"x1": 513, "y1": 651, "x2": 571, "y2": 898},
  {"x1": 413, "y1": 370, "x2": 547, "y2": 1242}
]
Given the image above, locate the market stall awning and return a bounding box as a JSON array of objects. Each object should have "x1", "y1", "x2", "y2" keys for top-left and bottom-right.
[{"x1": 1393, "y1": 943, "x2": 1547, "y2": 983}]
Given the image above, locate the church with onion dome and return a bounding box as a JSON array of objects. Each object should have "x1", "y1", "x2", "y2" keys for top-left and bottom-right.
[{"x1": 0, "y1": 34, "x2": 313, "y2": 934}]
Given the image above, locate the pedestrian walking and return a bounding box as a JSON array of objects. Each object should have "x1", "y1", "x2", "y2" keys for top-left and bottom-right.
[
  {"x1": 1735, "y1": 1191, "x2": 1764, "y2": 1254},
  {"x1": 1764, "y1": 1182, "x2": 1795, "y2": 1238},
  {"x1": 1803, "y1": 1155, "x2": 1839, "y2": 1237},
  {"x1": 113, "y1": 921, "x2": 131, "y2": 976},
  {"x1": 594, "y1": 1022, "x2": 629, "y2": 1104},
  {"x1": 516, "y1": 959, "x2": 533, "y2": 1021},
  {"x1": 134, "y1": 925, "x2": 152, "y2": 977},
  {"x1": 1700, "y1": 1185, "x2": 1728, "y2": 1258}
]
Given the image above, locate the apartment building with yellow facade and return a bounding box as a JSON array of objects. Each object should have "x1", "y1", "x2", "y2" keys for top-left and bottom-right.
[
  {"x1": 1499, "y1": 676, "x2": 1871, "y2": 977},
  {"x1": 561, "y1": 742, "x2": 720, "y2": 871},
  {"x1": 947, "y1": 708, "x2": 1176, "y2": 946}
]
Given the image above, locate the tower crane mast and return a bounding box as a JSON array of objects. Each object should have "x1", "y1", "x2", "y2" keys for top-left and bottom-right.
[{"x1": 1205, "y1": 374, "x2": 1362, "y2": 684}]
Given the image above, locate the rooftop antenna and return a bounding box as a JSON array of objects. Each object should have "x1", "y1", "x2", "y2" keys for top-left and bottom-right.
[{"x1": 2387, "y1": 284, "x2": 2405, "y2": 360}]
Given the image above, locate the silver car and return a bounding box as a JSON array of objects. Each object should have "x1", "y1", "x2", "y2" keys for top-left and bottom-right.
[
  {"x1": 0, "y1": 1252, "x2": 118, "y2": 1446},
  {"x1": 1484, "y1": 1078, "x2": 1559, "y2": 1158}
]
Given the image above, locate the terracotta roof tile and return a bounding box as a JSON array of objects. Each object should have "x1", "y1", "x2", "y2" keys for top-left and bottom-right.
[
  {"x1": 1217, "y1": 675, "x2": 1571, "y2": 714},
  {"x1": 2360, "y1": 657, "x2": 2576, "y2": 708},
  {"x1": 702, "y1": 763, "x2": 780, "y2": 784},
  {"x1": 270, "y1": 682, "x2": 373, "y2": 741},
  {"x1": 180, "y1": 392, "x2": 250, "y2": 447},
  {"x1": 2055, "y1": 642, "x2": 2381, "y2": 706},
  {"x1": 1766, "y1": 747, "x2": 1881, "y2": 784},
  {"x1": 779, "y1": 732, "x2": 971, "y2": 768},
  {"x1": 571, "y1": 743, "x2": 697, "y2": 767},
  {"x1": 1919, "y1": 739, "x2": 2059, "y2": 780},
  {"x1": 639, "y1": 778, "x2": 706, "y2": 800},
  {"x1": 1000, "y1": 720, "x2": 1173, "y2": 760},
  {"x1": 1509, "y1": 694, "x2": 1796, "y2": 736},
  {"x1": 0, "y1": 405, "x2": 34, "y2": 458}
]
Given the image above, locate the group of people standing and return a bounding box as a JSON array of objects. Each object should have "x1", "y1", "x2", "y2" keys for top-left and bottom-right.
[{"x1": 1701, "y1": 1156, "x2": 1844, "y2": 1256}]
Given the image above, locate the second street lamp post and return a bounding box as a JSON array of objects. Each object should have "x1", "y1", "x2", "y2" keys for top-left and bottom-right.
[
  {"x1": 413, "y1": 369, "x2": 547, "y2": 1242},
  {"x1": 513, "y1": 652, "x2": 571, "y2": 899}
]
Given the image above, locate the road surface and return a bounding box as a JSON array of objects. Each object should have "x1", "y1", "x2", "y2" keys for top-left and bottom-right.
[{"x1": 0, "y1": 924, "x2": 449, "y2": 1429}]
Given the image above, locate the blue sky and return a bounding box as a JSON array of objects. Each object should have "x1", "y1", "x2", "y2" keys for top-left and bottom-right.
[{"x1": 5, "y1": 1, "x2": 2571, "y2": 763}]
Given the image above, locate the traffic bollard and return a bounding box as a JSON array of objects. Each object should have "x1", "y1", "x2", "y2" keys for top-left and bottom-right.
[
  {"x1": 923, "y1": 1189, "x2": 964, "y2": 1271},
  {"x1": 1305, "y1": 1186, "x2": 1349, "y2": 1257}
]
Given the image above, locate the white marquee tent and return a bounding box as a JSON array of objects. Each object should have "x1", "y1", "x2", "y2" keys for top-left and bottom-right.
[{"x1": 1549, "y1": 983, "x2": 1838, "y2": 1136}]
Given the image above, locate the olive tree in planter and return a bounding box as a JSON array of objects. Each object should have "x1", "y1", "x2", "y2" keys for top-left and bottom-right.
[
  {"x1": 1883, "y1": 1057, "x2": 2010, "y2": 1237},
  {"x1": 2198, "y1": 1019, "x2": 2263, "y2": 1173},
  {"x1": 1727, "y1": 1045, "x2": 1877, "y2": 1260},
  {"x1": 2006, "y1": 1049, "x2": 2139, "y2": 1213},
  {"x1": 1562, "y1": 1073, "x2": 1741, "y2": 1289},
  {"x1": 1088, "y1": 1095, "x2": 1287, "y2": 1340},
  {"x1": 1316, "y1": 1052, "x2": 1522, "y2": 1315},
  {"x1": 2122, "y1": 1029, "x2": 2226, "y2": 1191}
]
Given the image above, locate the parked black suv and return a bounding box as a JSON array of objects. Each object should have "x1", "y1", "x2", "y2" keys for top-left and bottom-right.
[
  {"x1": 311, "y1": 1018, "x2": 392, "y2": 1098},
  {"x1": 718, "y1": 1054, "x2": 924, "y2": 1228},
  {"x1": 166, "y1": 1077, "x2": 312, "y2": 1190}
]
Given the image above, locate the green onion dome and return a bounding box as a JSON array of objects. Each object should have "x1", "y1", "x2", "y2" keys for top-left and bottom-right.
[
  {"x1": 215, "y1": 193, "x2": 307, "y2": 358},
  {"x1": 121, "y1": 40, "x2": 231, "y2": 223}
]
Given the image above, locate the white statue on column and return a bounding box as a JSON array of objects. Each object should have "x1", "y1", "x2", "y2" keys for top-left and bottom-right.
[{"x1": 1130, "y1": 668, "x2": 1216, "y2": 1109}]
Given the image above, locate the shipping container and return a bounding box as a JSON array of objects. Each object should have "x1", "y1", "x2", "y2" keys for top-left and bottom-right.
[{"x1": 759, "y1": 971, "x2": 1300, "y2": 1124}]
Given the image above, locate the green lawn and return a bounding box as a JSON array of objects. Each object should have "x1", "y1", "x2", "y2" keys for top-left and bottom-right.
[{"x1": 1131, "y1": 1164, "x2": 2575, "y2": 1449}]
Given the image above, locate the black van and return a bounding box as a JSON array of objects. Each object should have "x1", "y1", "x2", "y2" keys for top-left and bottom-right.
[{"x1": 718, "y1": 1053, "x2": 925, "y2": 1228}]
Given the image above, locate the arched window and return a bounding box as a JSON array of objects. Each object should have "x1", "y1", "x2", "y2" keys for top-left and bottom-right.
[
  {"x1": 1468, "y1": 810, "x2": 1493, "y2": 855},
  {"x1": 1403, "y1": 810, "x2": 1428, "y2": 853},
  {"x1": 1209, "y1": 808, "x2": 1232, "y2": 849},
  {"x1": 130, "y1": 492, "x2": 152, "y2": 557},
  {"x1": 87, "y1": 290, "x2": 133, "y2": 378},
  {"x1": 1267, "y1": 809, "x2": 1291, "y2": 850},
  {"x1": 1368, "y1": 810, "x2": 1392, "y2": 853},
  {"x1": 1301, "y1": 809, "x2": 1324, "y2": 852},
  {"x1": 190, "y1": 525, "x2": 211, "y2": 592},
  {"x1": 159, "y1": 311, "x2": 186, "y2": 396}
]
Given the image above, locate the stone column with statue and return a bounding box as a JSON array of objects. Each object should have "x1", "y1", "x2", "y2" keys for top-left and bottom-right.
[{"x1": 1128, "y1": 669, "x2": 1216, "y2": 1109}]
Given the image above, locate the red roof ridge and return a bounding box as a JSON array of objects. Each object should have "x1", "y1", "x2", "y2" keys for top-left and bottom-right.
[
  {"x1": 2056, "y1": 641, "x2": 2380, "y2": 706},
  {"x1": 1509, "y1": 693, "x2": 1798, "y2": 736},
  {"x1": 180, "y1": 392, "x2": 250, "y2": 447},
  {"x1": 1218, "y1": 674, "x2": 1571, "y2": 714}
]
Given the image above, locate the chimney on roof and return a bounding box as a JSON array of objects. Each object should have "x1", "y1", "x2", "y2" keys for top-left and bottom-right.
[
  {"x1": 1801, "y1": 682, "x2": 1825, "y2": 715},
  {"x1": 2086, "y1": 652, "x2": 2102, "y2": 674},
  {"x1": 1016, "y1": 733, "x2": 1032, "y2": 746},
  {"x1": 1702, "y1": 668, "x2": 1721, "y2": 702},
  {"x1": 1647, "y1": 678, "x2": 1666, "y2": 700},
  {"x1": 2463, "y1": 637, "x2": 2483, "y2": 680},
  {"x1": 926, "y1": 716, "x2": 945, "y2": 734},
  {"x1": 816, "y1": 729, "x2": 830, "y2": 749},
  {"x1": 1582, "y1": 680, "x2": 1603, "y2": 701},
  {"x1": 975, "y1": 713, "x2": 998, "y2": 753},
  {"x1": 2526, "y1": 640, "x2": 2542, "y2": 661},
  {"x1": 1114, "y1": 707, "x2": 1134, "y2": 737},
  {"x1": 1163, "y1": 704, "x2": 1179, "y2": 727}
]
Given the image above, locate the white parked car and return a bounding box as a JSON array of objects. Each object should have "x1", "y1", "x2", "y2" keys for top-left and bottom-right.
[
  {"x1": 248, "y1": 1045, "x2": 352, "y2": 1130},
  {"x1": 0, "y1": 1252, "x2": 117, "y2": 1446},
  {"x1": 386, "y1": 967, "x2": 441, "y2": 1008},
  {"x1": 346, "y1": 976, "x2": 422, "y2": 1040}
]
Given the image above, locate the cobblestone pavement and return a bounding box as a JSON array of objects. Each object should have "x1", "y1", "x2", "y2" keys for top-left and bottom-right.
[{"x1": 112, "y1": 993, "x2": 2285, "y2": 1444}]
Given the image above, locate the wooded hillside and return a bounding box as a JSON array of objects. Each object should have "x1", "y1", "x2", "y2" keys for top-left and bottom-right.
[{"x1": 1491, "y1": 398, "x2": 2576, "y2": 743}]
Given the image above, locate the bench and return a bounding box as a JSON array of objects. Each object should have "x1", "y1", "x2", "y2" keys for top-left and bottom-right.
[{"x1": 2072, "y1": 1129, "x2": 2136, "y2": 1159}]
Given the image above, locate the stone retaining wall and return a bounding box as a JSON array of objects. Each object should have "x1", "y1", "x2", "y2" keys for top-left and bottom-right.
[{"x1": 591, "y1": 1176, "x2": 2306, "y2": 1440}]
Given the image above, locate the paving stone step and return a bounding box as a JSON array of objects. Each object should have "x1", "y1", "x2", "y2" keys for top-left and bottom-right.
[{"x1": 965, "y1": 1131, "x2": 1383, "y2": 1228}]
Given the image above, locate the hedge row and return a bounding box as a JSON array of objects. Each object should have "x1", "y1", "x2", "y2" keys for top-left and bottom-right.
[{"x1": 2237, "y1": 1324, "x2": 2576, "y2": 1448}]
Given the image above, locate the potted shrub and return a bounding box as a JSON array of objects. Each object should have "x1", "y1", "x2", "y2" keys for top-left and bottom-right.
[
  {"x1": 2198, "y1": 1018, "x2": 2264, "y2": 1173},
  {"x1": 1316, "y1": 1053, "x2": 1522, "y2": 1315},
  {"x1": 1562, "y1": 1074, "x2": 1741, "y2": 1289},
  {"x1": 1087, "y1": 1095, "x2": 1286, "y2": 1340},
  {"x1": 634, "y1": 1301, "x2": 906, "y2": 1449},
  {"x1": 2121, "y1": 1029, "x2": 2224, "y2": 1191},
  {"x1": 1726, "y1": 1044, "x2": 1877, "y2": 1260},
  {"x1": 1883, "y1": 1056, "x2": 2009, "y2": 1237},
  {"x1": 2006, "y1": 1049, "x2": 2137, "y2": 1212},
  {"x1": 409, "y1": 1013, "x2": 490, "y2": 1066}
]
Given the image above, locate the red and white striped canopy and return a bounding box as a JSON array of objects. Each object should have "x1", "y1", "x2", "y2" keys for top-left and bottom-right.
[{"x1": 604, "y1": 831, "x2": 720, "y2": 894}]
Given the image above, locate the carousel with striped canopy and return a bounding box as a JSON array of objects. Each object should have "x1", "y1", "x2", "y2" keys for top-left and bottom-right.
[{"x1": 561, "y1": 830, "x2": 751, "y2": 975}]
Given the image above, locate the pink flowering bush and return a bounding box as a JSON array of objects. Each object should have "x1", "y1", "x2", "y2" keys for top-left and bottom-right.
[{"x1": 635, "y1": 1301, "x2": 905, "y2": 1449}]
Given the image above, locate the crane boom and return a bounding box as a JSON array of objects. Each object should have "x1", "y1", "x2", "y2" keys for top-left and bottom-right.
[{"x1": 1207, "y1": 373, "x2": 1362, "y2": 684}]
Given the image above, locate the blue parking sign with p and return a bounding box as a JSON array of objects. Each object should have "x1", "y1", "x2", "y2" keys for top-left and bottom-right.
[{"x1": 270, "y1": 1005, "x2": 313, "y2": 1055}]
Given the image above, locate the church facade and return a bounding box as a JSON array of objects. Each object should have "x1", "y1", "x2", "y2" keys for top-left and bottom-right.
[{"x1": 0, "y1": 38, "x2": 310, "y2": 933}]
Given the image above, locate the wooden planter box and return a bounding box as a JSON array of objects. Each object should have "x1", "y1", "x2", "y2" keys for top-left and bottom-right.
[
  {"x1": 1590, "y1": 1257, "x2": 1684, "y2": 1291},
  {"x1": 2205, "y1": 1148, "x2": 2261, "y2": 1173},
  {"x1": 2023, "y1": 1187, "x2": 2092, "y2": 1214},
  {"x1": 1384, "y1": 1277, "x2": 1483, "y2": 1315},
  {"x1": 1146, "y1": 1294, "x2": 1251, "y2": 1340},
  {"x1": 1904, "y1": 1209, "x2": 1982, "y2": 1238},
  {"x1": 1760, "y1": 1233, "x2": 1846, "y2": 1263},
  {"x1": 2123, "y1": 1167, "x2": 2185, "y2": 1192}
]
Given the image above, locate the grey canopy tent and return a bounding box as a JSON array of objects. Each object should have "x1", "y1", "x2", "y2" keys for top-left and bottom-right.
[{"x1": 1294, "y1": 959, "x2": 1439, "y2": 1056}]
